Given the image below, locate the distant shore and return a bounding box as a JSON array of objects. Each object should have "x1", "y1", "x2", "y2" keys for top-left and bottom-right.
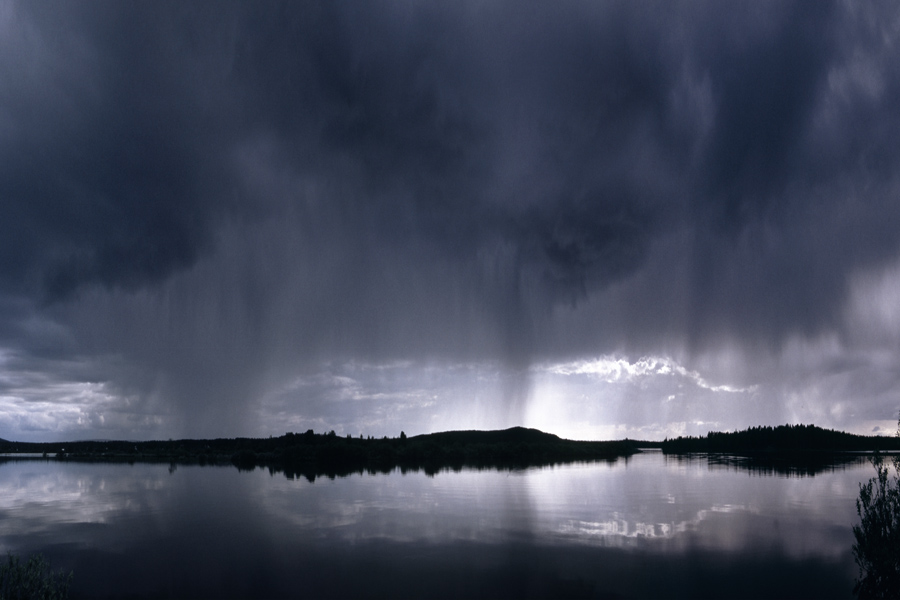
[
  {"x1": 658, "y1": 423, "x2": 900, "y2": 454},
  {"x1": 0, "y1": 427, "x2": 639, "y2": 479},
  {"x1": 3, "y1": 423, "x2": 897, "y2": 480}
]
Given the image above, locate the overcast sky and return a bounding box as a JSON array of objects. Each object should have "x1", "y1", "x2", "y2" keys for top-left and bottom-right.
[{"x1": 2, "y1": 0, "x2": 900, "y2": 442}]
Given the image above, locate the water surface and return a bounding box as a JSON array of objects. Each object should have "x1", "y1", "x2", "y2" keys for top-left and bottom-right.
[{"x1": 0, "y1": 450, "x2": 871, "y2": 599}]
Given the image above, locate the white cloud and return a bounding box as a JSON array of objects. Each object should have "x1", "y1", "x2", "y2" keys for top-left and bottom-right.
[{"x1": 539, "y1": 355, "x2": 757, "y2": 394}]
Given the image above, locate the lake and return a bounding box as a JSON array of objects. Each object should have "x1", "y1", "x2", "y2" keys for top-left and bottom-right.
[{"x1": 0, "y1": 450, "x2": 873, "y2": 599}]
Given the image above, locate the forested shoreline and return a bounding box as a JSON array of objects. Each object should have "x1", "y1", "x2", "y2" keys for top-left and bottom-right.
[
  {"x1": 0, "y1": 427, "x2": 638, "y2": 479},
  {"x1": 4, "y1": 423, "x2": 898, "y2": 480},
  {"x1": 660, "y1": 423, "x2": 900, "y2": 454}
]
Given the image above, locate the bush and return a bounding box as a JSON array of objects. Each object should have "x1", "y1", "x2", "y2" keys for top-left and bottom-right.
[
  {"x1": 0, "y1": 553, "x2": 72, "y2": 600},
  {"x1": 853, "y1": 417, "x2": 900, "y2": 599}
]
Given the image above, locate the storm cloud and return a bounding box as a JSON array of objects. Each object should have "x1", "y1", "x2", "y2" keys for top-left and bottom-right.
[{"x1": 2, "y1": 0, "x2": 900, "y2": 440}]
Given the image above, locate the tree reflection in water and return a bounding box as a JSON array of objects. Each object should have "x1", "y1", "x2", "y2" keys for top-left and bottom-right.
[{"x1": 852, "y1": 418, "x2": 900, "y2": 599}]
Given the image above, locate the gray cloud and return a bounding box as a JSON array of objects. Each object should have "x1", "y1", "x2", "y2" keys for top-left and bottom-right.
[{"x1": 2, "y1": 0, "x2": 900, "y2": 439}]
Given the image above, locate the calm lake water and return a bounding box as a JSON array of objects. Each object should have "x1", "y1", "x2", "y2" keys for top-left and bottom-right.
[{"x1": 0, "y1": 450, "x2": 874, "y2": 599}]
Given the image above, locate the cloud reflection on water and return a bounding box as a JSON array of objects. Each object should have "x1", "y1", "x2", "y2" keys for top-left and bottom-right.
[
  {"x1": 251, "y1": 452, "x2": 860, "y2": 561},
  {"x1": 0, "y1": 452, "x2": 865, "y2": 598}
]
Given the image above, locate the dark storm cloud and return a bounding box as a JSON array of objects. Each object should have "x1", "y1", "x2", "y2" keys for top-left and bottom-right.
[
  {"x1": 698, "y1": 2, "x2": 836, "y2": 215},
  {"x1": 0, "y1": 1, "x2": 246, "y2": 301},
  {"x1": 2, "y1": 0, "x2": 900, "y2": 437},
  {"x1": 679, "y1": 1, "x2": 900, "y2": 348}
]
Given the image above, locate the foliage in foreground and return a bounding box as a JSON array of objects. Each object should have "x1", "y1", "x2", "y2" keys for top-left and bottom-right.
[
  {"x1": 0, "y1": 553, "x2": 71, "y2": 600},
  {"x1": 853, "y1": 418, "x2": 900, "y2": 599}
]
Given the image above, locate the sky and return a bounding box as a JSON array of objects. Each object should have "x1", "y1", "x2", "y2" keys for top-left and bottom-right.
[{"x1": 2, "y1": 0, "x2": 900, "y2": 442}]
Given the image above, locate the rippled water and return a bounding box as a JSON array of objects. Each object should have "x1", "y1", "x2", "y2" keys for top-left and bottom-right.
[{"x1": 0, "y1": 450, "x2": 873, "y2": 599}]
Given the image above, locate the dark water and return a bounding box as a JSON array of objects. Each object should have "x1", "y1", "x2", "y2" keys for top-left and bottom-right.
[{"x1": 0, "y1": 450, "x2": 872, "y2": 599}]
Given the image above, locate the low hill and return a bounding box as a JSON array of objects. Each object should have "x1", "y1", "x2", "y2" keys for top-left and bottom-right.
[{"x1": 411, "y1": 426, "x2": 562, "y2": 445}]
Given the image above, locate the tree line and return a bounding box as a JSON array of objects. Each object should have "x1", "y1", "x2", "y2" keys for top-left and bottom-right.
[
  {"x1": 0, "y1": 427, "x2": 639, "y2": 479},
  {"x1": 660, "y1": 424, "x2": 900, "y2": 454}
]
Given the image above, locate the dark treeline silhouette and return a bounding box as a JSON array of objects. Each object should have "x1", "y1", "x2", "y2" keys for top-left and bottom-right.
[
  {"x1": 0, "y1": 427, "x2": 638, "y2": 479},
  {"x1": 660, "y1": 424, "x2": 900, "y2": 455}
]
